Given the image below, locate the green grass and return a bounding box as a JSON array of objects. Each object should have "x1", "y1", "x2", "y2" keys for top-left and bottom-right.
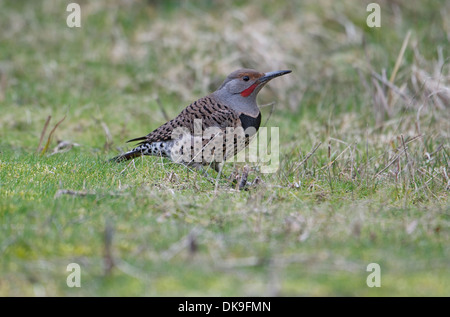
[{"x1": 0, "y1": 0, "x2": 449, "y2": 296}]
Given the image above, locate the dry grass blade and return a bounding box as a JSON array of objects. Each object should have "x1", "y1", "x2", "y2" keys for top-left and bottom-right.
[
  {"x1": 120, "y1": 159, "x2": 136, "y2": 175},
  {"x1": 214, "y1": 163, "x2": 224, "y2": 194},
  {"x1": 36, "y1": 116, "x2": 51, "y2": 154},
  {"x1": 321, "y1": 142, "x2": 354, "y2": 170},
  {"x1": 401, "y1": 134, "x2": 416, "y2": 188},
  {"x1": 238, "y1": 165, "x2": 250, "y2": 190},
  {"x1": 104, "y1": 220, "x2": 115, "y2": 276},
  {"x1": 374, "y1": 134, "x2": 423, "y2": 179},
  {"x1": 54, "y1": 189, "x2": 93, "y2": 198},
  {"x1": 261, "y1": 102, "x2": 276, "y2": 126},
  {"x1": 101, "y1": 121, "x2": 113, "y2": 151},
  {"x1": 403, "y1": 134, "x2": 423, "y2": 146},
  {"x1": 156, "y1": 96, "x2": 170, "y2": 122},
  {"x1": 372, "y1": 77, "x2": 389, "y2": 124},
  {"x1": 371, "y1": 71, "x2": 411, "y2": 103},
  {"x1": 48, "y1": 140, "x2": 80, "y2": 156},
  {"x1": 374, "y1": 147, "x2": 407, "y2": 179},
  {"x1": 54, "y1": 189, "x2": 125, "y2": 198},
  {"x1": 388, "y1": 30, "x2": 412, "y2": 106},
  {"x1": 0, "y1": 71, "x2": 6, "y2": 102},
  {"x1": 293, "y1": 142, "x2": 322, "y2": 173},
  {"x1": 428, "y1": 144, "x2": 444, "y2": 157},
  {"x1": 412, "y1": 66, "x2": 450, "y2": 110},
  {"x1": 41, "y1": 116, "x2": 66, "y2": 156}
]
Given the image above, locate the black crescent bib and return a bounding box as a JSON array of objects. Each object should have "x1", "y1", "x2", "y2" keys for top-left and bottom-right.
[{"x1": 239, "y1": 112, "x2": 261, "y2": 136}]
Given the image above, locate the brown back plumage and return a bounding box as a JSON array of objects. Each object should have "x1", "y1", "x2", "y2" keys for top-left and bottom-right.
[{"x1": 129, "y1": 95, "x2": 240, "y2": 146}]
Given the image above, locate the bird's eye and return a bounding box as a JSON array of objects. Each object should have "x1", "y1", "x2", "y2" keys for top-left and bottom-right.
[{"x1": 242, "y1": 76, "x2": 250, "y2": 81}]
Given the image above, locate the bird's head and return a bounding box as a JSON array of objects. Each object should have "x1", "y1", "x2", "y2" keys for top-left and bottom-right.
[{"x1": 217, "y1": 68, "x2": 292, "y2": 98}]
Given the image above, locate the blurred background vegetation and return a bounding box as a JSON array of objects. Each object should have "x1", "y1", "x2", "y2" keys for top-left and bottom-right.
[
  {"x1": 0, "y1": 0, "x2": 448, "y2": 296},
  {"x1": 1, "y1": 0, "x2": 448, "y2": 146}
]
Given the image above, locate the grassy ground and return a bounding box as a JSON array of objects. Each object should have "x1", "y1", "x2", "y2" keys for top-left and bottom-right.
[{"x1": 0, "y1": 0, "x2": 449, "y2": 296}]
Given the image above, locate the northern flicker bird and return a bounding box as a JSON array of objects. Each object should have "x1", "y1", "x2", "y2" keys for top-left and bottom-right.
[{"x1": 111, "y1": 69, "x2": 291, "y2": 171}]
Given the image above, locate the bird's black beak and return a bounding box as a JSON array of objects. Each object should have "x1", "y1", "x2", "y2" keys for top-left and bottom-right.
[{"x1": 258, "y1": 70, "x2": 292, "y2": 83}]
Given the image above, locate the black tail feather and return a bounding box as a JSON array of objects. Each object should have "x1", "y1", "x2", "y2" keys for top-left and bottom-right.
[
  {"x1": 126, "y1": 136, "x2": 147, "y2": 143},
  {"x1": 109, "y1": 149, "x2": 143, "y2": 162}
]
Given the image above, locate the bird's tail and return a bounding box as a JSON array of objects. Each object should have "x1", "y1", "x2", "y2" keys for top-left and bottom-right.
[{"x1": 109, "y1": 148, "x2": 143, "y2": 163}]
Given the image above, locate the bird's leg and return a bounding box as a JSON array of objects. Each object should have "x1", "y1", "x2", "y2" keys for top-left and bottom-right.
[
  {"x1": 187, "y1": 163, "x2": 215, "y2": 183},
  {"x1": 203, "y1": 161, "x2": 222, "y2": 179},
  {"x1": 192, "y1": 162, "x2": 226, "y2": 185},
  {"x1": 213, "y1": 162, "x2": 221, "y2": 173}
]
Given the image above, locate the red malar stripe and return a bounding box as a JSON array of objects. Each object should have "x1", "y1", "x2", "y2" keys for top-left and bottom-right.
[{"x1": 240, "y1": 83, "x2": 258, "y2": 97}]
